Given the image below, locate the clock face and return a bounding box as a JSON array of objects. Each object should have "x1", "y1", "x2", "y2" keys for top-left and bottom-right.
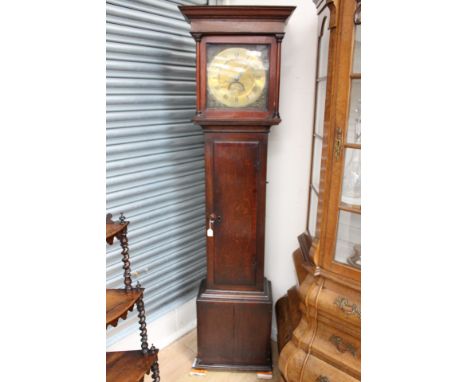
[{"x1": 206, "y1": 44, "x2": 270, "y2": 109}]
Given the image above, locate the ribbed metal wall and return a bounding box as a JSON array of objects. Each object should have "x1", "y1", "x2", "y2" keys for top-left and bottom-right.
[{"x1": 106, "y1": 0, "x2": 207, "y2": 346}]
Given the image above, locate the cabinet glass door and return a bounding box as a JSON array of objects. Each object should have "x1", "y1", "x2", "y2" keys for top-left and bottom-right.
[
  {"x1": 334, "y1": 3, "x2": 361, "y2": 269},
  {"x1": 307, "y1": 11, "x2": 330, "y2": 239}
]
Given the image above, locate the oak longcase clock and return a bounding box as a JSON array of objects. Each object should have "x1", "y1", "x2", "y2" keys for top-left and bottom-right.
[{"x1": 180, "y1": 5, "x2": 295, "y2": 372}]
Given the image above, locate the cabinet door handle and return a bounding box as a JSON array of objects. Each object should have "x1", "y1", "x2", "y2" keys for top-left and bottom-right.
[
  {"x1": 329, "y1": 335, "x2": 357, "y2": 358},
  {"x1": 334, "y1": 296, "x2": 361, "y2": 319}
]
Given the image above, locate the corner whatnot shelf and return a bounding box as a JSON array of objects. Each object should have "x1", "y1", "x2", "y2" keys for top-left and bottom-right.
[
  {"x1": 106, "y1": 213, "x2": 160, "y2": 382},
  {"x1": 106, "y1": 289, "x2": 143, "y2": 328}
]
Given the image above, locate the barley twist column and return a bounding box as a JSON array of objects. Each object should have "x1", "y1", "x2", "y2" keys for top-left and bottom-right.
[
  {"x1": 136, "y1": 283, "x2": 149, "y2": 354},
  {"x1": 118, "y1": 213, "x2": 132, "y2": 291},
  {"x1": 150, "y1": 345, "x2": 160, "y2": 382}
]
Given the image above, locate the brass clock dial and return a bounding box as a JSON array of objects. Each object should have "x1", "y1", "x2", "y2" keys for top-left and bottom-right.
[{"x1": 207, "y1": 47, "x2": 268, "y2": 108}]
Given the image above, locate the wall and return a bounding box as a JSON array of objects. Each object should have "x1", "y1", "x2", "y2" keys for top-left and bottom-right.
[{"x1": 220, "y1": 0, "x2": 318, "y2": 338}]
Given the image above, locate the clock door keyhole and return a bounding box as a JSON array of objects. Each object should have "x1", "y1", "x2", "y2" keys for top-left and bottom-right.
[{"x1": 207, "y1": 213, "x2": 222, "y2": 237}]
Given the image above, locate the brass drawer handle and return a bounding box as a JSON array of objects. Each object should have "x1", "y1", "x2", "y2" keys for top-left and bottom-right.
[
  {"x1": 329, "y1": 335, "x2": 357, "y2": 358},
  {"x1": 334, "y1": 296, "x2": 361, "y2": 319},
  {"x1": 316, "y1": 377, "x2": 330, "y2": 382}
]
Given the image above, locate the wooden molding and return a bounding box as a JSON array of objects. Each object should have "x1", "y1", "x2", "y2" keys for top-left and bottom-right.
[
  {"x1": 179, "y1": 6, "x2": 296, "y2": 21},
  {"x1": 180, "y1": 6, "x2": 295, "y2": 35}
]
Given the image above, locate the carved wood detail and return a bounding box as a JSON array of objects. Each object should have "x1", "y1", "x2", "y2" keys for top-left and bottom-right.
[{"x1": 278, "y1": 270, "x2": 361, "y2": 381}]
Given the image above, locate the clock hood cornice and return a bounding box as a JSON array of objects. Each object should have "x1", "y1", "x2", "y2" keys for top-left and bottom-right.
[
  {"x1": 179, "y1": 6, "x2": 295, "y2": 22},
  {"x1": 179, "y1": 6, "x2": 295, "y2": 35}
]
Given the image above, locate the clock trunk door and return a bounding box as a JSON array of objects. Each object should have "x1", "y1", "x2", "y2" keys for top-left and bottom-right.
[{"x1": 205, "y1": 133, "x2": 267, "y2": 291}]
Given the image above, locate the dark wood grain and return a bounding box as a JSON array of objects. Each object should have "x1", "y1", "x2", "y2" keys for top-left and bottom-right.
[
  {"x1": 203, "y1": 132, "x2": 268, "y2": 292},
  {"x1": 275, "y1": 296, "x2": 290, "y2": 353},
  {"x1": 196, "y1": 279, "x2": 273, "y2": 371},
  {"x1": 275, "y1": 284, "x2": 302, "y2": 354},
  {"x1": 106, "y1": 289, "x2": 143, "y2": 328},
  {"x1": 106, "y1": 350, "x2": 158, "y2": 382},
  {"x1": 201, "y1": 133, "x2": 269, "y2": 292},
  {"x1": 180, "y1": 5, "x2": 294, "y2": 372},
  {"x1": 213, "y1": 140, "x2": 258, "y2": 287}
]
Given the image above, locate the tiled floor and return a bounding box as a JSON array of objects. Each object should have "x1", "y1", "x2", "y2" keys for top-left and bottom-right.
[{"x1": 146, "y1": 329, "x2": 283, "y2": 381}]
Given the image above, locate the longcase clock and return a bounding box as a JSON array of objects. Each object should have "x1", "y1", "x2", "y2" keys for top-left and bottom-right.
[{"x1": 180, "y1": 6, "x2": 295, "y2": 372}]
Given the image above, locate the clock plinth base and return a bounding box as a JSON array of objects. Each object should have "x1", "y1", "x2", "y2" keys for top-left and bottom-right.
[
  {"x1": 193, "y1": 360, "x2": 272, "y2": 373},
  {"x1": 195, "y1": 278, "x2": 273, "y2": 372}
]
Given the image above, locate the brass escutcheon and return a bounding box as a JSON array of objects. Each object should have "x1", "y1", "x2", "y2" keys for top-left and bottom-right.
[{"x1": 334, "y1": 128, "x2": 343, "y2": 160}]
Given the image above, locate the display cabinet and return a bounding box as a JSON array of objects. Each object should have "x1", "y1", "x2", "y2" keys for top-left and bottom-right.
[
  {"x1": 278, "y1": 0, "x2": 361, "y2": 380},
  {"x1": 305, "y1": 0, "x2": 361, "y2": 279}
]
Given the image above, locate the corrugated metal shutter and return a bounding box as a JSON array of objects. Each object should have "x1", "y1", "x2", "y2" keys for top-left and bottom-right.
[{"x1": 106, "y1": 0, "x2": 207, "y2": 346}]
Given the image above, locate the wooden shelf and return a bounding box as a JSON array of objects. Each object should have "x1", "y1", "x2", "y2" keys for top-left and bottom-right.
[
  {"x1": 106, "y1": 221, "x2": 128, "y2": 245},
  {"x1": 105, "y1": 212, "x2": 159, "y2": 381},
  {"x1": 106, "y1": 350, "x2": 158, "y2": 382},
  {"x1": 106, "y1": 289, "x2": 143, "y2": 328}
]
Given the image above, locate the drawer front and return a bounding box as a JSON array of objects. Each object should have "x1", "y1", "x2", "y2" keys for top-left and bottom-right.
[
  {"x1": 301, "y1": 352, "x2": 359, "y2": 382},
  {"x1": 318, "y1": 288, "x2": 361, "y2": 327},
  {"x1": 312, "y1": 321, "x2": 361, "y2": 379},
  {"x1": 301, "y1": 277, "x2": 361, "y2": 328}
]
